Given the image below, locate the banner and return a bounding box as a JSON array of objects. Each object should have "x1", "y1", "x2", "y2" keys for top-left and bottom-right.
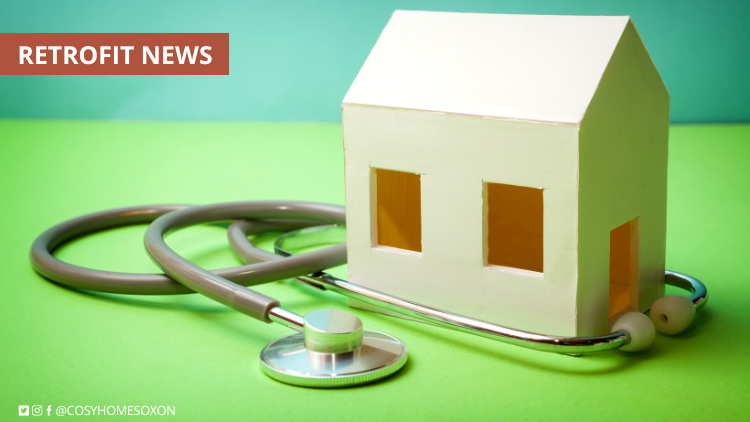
[{"x1": 0, "y1": 33, "x2": 229, "y2": 75}]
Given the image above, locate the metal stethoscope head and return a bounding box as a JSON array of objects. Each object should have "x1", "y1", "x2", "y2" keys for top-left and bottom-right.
[
  {"x1": 260, "y1": 309, "x2": 408, "y2": 388},
  {"x1": 30, "y1": 202, "x2": 708, "y2": 388}
]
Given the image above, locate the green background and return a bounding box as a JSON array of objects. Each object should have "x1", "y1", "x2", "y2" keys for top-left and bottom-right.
[
  {"x1": 1, "y1": 0, "x2": 750, "y2": 123},
  {"x1": 1, "y1": 120, "x2": 748, "y2": 420}
]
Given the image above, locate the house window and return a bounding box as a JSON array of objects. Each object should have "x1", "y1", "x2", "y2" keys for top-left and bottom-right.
[
  {"x1": 485, "y1": 182, "x2": 543, "y2": 273},
  {"x1": 609, "y1": 218, "x2": 639, "y2": 318},
  {"x1": 375, "y1": 168, "x2": 422, "y2": 252}
]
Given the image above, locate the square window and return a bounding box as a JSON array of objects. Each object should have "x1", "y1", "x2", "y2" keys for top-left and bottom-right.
[
  {"x1": 375, "y1": 168, "x2": 422, "y2": 252},
  {"x1": 485, "y1": 182, "x2": 543, "y2": 273}
]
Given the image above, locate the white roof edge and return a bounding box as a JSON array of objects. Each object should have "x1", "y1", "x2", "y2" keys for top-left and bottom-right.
[
  {"x1": 342, "y1": 102, "x2": 581, "y2": 127},
  {"x1": 392, "y1": 9, "x2": 631, "y2": 19}
]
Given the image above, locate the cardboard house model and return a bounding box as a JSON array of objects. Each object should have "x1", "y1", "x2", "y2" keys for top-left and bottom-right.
[{"x1": 341, "y1": 11, "x2": 669, "y2": 337}]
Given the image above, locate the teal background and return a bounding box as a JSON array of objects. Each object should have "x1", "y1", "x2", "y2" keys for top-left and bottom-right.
[{"x1": 1, "y1": 0, "x2": 749, "y2": 123}]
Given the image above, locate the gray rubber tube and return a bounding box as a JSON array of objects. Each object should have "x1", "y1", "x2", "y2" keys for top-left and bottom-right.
[
  {"x1": 228, "y1": 220, "x2": 347, "y2": 268},
  {"x1": 31, "y1": 205, "x2": 197, "y2": 294},
  {"x1": 144, "y1": 201, "x2": 346, "y2": 322},
  {"x1": 31, "y1": 204, "x2": 346, "y2": 297}
]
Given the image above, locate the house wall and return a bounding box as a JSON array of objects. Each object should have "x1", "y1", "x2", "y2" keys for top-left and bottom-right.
[
  {"x1": 342, "y1": 104, "x2": 581, "y2": 336},
  {"x1": 577, "y1": 19, "x2": 670, "y2": 336}
]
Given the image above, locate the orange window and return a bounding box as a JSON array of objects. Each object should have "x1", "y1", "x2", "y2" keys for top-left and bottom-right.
[
  {"x1": 486, "y1": 182, "x2": 543, "y2": 272},
  {"x1": 375, "y1": 169, "x2": 422, "y2": 252},
  {"x1": 609, "y1": 218, "x2": 639, "y2": 318}
]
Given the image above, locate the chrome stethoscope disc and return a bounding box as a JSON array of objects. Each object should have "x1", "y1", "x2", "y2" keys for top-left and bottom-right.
[{"x1": 260, "y1": 330, "x2": 408, "y2": 388}]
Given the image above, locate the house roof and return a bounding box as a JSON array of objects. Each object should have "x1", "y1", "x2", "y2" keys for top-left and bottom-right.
[{"x1": 343, "y1": 11, "x2": 632, "y2": 125}]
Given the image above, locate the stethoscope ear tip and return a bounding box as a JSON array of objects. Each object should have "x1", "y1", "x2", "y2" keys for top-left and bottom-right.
[
  {"x1": 612, "y1": 294, "x2": 698, "y2": 352},
  {"x1": 260, "y1": 309, "x2": 408, "y2": 388},
  {"x1": 650, "y1": 295, "x2": 696, "y2": 335}
]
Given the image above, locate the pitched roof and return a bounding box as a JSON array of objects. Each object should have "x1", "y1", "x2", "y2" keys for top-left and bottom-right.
[{"x1": 343, "y1": 11, "x2": 631, "y2": 125}]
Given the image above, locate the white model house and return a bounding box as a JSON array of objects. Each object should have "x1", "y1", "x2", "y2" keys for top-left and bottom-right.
[{"x1": 341, "y1": 11, "x2": 669, "y2": 337}]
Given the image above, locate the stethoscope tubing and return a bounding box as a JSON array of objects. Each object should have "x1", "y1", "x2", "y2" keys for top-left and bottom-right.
[
  {"x1": 142, "y1": 201, "x2": 346, "y2": 322},
  {"x1": 31, "y1": 202, "x2": 708, "y2": 355},
  {"x1": 30, "y1": 203, "x2": 347, "y2": 295},
  {"x1": 294, "y1": 271, "x2": 705, "y2": 354}
]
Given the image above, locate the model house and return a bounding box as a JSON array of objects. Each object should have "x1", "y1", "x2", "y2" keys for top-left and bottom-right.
[{"x1": 341, "y1": 11, "x2": 669, "y2": 337}]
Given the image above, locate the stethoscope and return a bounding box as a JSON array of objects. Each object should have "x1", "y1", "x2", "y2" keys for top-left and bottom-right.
[{"x1": 31, "y1": 201, "x2": 708, "y2": 388}]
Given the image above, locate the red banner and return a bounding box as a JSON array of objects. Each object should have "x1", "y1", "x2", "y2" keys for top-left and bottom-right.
[{"x1": 0, "y1": 33, "x2": 228, "y2": 75}]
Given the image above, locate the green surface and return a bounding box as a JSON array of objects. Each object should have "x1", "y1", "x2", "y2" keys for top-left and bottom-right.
[
  {"x1": 1, "y1": 120, "x2": 748, "y2": 420},
  {"x1": 2, "y1": 0, "x2": 750, "y2": 123}
]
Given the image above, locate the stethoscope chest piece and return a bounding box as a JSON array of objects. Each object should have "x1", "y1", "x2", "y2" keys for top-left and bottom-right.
[{"x1": 260, "y1": 309, "x2": 408, "y2": 388}]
